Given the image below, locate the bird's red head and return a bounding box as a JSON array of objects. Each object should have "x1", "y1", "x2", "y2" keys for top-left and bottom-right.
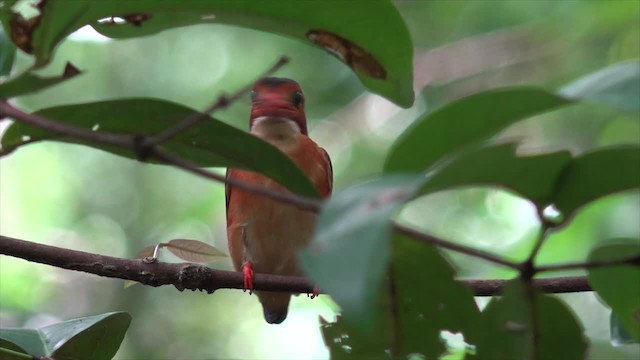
[{"x1": 250, "y1": 77, "x2": 308, "y2": 135}]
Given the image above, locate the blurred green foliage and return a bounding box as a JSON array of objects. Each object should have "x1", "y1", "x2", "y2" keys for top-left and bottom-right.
[{"x1": 1, "y1": 0, "x2": 639, "y2": 359}]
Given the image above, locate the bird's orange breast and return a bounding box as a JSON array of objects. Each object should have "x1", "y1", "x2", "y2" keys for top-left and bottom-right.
[{"x1": 226, "y1": 135, "x2": 331, "y2": 275}]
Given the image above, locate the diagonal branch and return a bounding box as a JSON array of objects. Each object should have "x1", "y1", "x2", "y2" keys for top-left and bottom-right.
[
  {"x1": 0, "y1": 99, "x2": 132, "y2": 148},
  {"x1": 149, "y1": 56, "x2": 289, "y2": 146},
  {"x1": 0, "y1": 235, "x2": 592, "y2": 296}
]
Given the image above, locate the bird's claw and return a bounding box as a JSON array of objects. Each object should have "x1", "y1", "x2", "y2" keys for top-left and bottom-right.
[{"x1": 242, "y1": 261, "x2": 254, "y2": 295}]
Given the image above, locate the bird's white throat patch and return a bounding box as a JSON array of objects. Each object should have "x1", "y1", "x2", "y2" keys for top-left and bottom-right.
[{"x1": 250, "y1": 116, "x2": 301, "y2": 142}]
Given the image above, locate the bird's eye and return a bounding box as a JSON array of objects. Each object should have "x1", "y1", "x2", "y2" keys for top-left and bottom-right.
[
  {"x1": 292, "y1": 91, "x2": 304, "y2": 108},
  {"x1": 250, "y1": 90, "x2": 257, "y2": 102}
]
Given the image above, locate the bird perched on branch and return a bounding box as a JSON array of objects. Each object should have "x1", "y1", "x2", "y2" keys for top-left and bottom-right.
[{"x1": 226, "y1": 78, "x2": 333, "y2": 324}]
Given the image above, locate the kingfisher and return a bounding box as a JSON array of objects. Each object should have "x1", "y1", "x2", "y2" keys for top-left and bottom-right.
[{"x1": 225, "y1": 78, "x2": 333, "y2": 324}]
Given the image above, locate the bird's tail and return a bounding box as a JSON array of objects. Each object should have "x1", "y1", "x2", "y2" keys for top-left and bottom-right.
[{"x1": 256, "y1": 291, "x2": 292, "y2": 324}]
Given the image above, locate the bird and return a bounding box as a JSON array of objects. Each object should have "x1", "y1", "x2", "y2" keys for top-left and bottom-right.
[{"x1": 225, "y1": 77, "x2": 333, "y2": 324}]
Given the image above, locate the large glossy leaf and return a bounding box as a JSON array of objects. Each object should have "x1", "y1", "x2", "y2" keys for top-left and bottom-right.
[
  {"x1": 384, "y1": 87, "x2": 569, "y2": 173},
  {"x1": 0, "y1": 25, "x2": 15, "y2": 76},
  {"x1": 299, "y1": 175, "x2": 425, "y2": 327},
  {"x1": 0, "y1": 328, "x2": 46, "y2": 357},
  {"x1": 588, "y1": 242, "x2": 640, "y2": 341},
  {"x1": 559, "y1": 61, "x2": 640, "y2": 112},
  {"x1": 4, "y1": 0, "x2": 413, "y2": 107},
  {"x1": 475, "y1": 281, "x2": 587, "y2": 360},
  {"x1": 418, "y1": 143, "x2": 572, "y2": 207},
  {"x1": 44, "y1": 312, "x2": 131, "y2": 360},
  {"x1": 392, "y1": 235, "x2": 481, "y2": 358},
  {"x1": 320, "y1": 314, "x2": 391, "y2": 360},
  {"x1": 0, "y1": 312, "x2": 131, "y2": 359},
  {"x1": 1, "y1": 98, "x2": 319, "y2": 197},
  {"x1": 320, "y1": 236, "x2": 482, "y2": 359},
  {"x1": 552, "y1": 146, "x2": 640, "y2": 218}
]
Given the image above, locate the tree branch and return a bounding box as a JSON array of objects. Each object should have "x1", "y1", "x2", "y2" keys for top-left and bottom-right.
[
  {"x1": 394, "y1": 224, "x2": 522, "y2": 270},
  {"x1": 0, "y1": 235, "x2": 593, "y2": 297}
]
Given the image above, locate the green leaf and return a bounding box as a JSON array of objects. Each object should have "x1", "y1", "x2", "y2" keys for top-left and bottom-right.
[
  {"x1": 559, "y1": 61, "x2": 640, "y2": 112},
  {"x1": 0, "y1": 25, "x2": 16, "y2": 76},
  {"x1": 320, "y1": 314, "x2": 391, "y2": 360},
  {"x1": 384, "y1": 87, "x2": 570, "y2": 173},
  {"x1": 552, "y1": 146, "x2": 640, "y2": 218},
  {"x1": 475, "y1": 281, "x2": 587, "y2": 360},
  {"x1": 319, "y1": 235, "x2": 483, "y2": 359},
  {"x1": 417, "y1": 143, "x2": 572, "y2": 207},
  {"x1": 9, "y1": 0, "x2": 413, "y2": 107},
  {"x1": 44, "y1": 312, "x2": 131, "y2": 360},
  {"x1": 0, "y1": 312, "x2": 131, "y2": 359},
  {"x1": 611, "y1": 313, "x2": 638, "y2": 345},
  {"x1": 392, "y1": 235, "x2": 481, "y2": 358},
  {"x1": 299, "y1": 174, "x2": 425, "y2": 327},
  {"x1": 0, "y1": 337, "x2": 28, "y2": 355},
  {"x1": 0, "y1": 98, "x2": 319, "y2": 197},
  {"x1": 0, "y1": 329, "x2": 46, "y2": 357},
  {"x1": 0, "y1": 62, "x2": 82, "y2": 98},
  {"x1": 588, "y1": 242, "x2": 640, "y2": 342}
]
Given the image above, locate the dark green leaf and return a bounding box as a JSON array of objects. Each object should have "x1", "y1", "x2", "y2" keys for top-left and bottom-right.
[
  {"x1": 559, "y1": 61, "x2": 640, "y2": 112},
  {"x1": 536, "y1": 293, "x2": 588, "y2": 360},
  {"x1": 0, "y1": 312, "x2": 130, "y2": 359},
  {"x1": 475, "y1": 281, "x2": 586, "y2": 360},
  {"x1": 552, "y1": 146, "x2": 640, "y2": 218},
  {"x1": 0, "y1": 62, "x2": 81, "y2": 98},
  {"x1": 44, "y1": 312, "x2": 131, "y2": 360},
  {"x1": 0, "y1": 25, "x2": 16, "y2": 76},
  {"x1": 418, "y1": 142, "x2": 572, "y2": 206},
  {"x1": 0, "y1": 338, "x2": 28, "y2": 355},
  {"x1": 588, "y1": 242, "x2": 640, "y2": 341},
  {"x1": 320, "y1": 315, "x2": 391, "y2": 360},
  {"x1": 13, "y1": 0, "x2": 414, "y2": 107},
  {"x1": 0, "y1": 98, "x2": 319, "y2": 197},
  {"x1": 384, "y1": 87, "x2": 569, "y2": 173},
  {"x1": 611, "y1": 313, "x2": 638, "y2": 345},
  {"x1": 300, "y1": 175, "x2": 425, "y2": 327},
  {"x1": 392, "y1": 235, "x2": 481, "y2": 358},
  {"x1": 0, "y1": 328, "x2": 46, "y2": 356},
  {"x1": 319, "y1": 235, "x2": 483, "y2": 359}
]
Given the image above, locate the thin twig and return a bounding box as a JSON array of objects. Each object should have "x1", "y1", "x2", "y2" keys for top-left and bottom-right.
[
  {"x1": 2, "y1": 84, "x2": 627, "y2": 279},
  {"x1": 521, "y1": 224, "x2": 552, "y2": 360},
  {"x1": 149, "y1": 56, "x2": 289, "y2": 145},
  {"x1": 0, "y1": 235, "x2": 594, "y2": 296},
  {"x1": 151, "y1": 146, "x2": 321, "y2": 212},
  {"x1": 0, "y1": 99, "x2": 132, "y2": 148},
  {"x1": 536, "y1": 254, "x2": 640, "y2": 273},
  {"x1": 394, "y1": 224, "x2": 522, "y2": 270},
  {"x1": 0, "y1": 97, "x2": 525, "y2": 268}
]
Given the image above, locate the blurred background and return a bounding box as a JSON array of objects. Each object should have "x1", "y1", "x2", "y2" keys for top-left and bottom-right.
[{"x1": 1, "y1": 0, "x2": 639, "y2": 359}]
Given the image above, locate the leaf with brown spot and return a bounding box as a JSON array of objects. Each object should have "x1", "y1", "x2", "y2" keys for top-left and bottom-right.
[
  {"x1": 307, "y1": 29, "x2": 386, "y2": 79},
  {"x1": 8, "y1": 13, "x2": 40, "y2": 53},
  {"x1": 122, "y1": 13, "x2": 152, "y2": 27}
]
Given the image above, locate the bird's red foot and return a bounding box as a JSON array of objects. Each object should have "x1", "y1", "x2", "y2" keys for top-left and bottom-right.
[
  {"x1": 242, "y1": 261, "x2": 254, "y2": 295},
  {"x1": 307, "y1": 286, "x2": 320, "y2": 299}
]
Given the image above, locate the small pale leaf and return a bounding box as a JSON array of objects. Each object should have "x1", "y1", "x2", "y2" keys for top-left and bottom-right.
[{"x1": 166, "y1": 239, "x2": 227, "y2": 263}]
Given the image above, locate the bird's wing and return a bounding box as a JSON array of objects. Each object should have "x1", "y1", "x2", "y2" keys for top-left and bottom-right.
[{"x1": 320, "y1": 147, "x2": 333, "y2": 197}]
